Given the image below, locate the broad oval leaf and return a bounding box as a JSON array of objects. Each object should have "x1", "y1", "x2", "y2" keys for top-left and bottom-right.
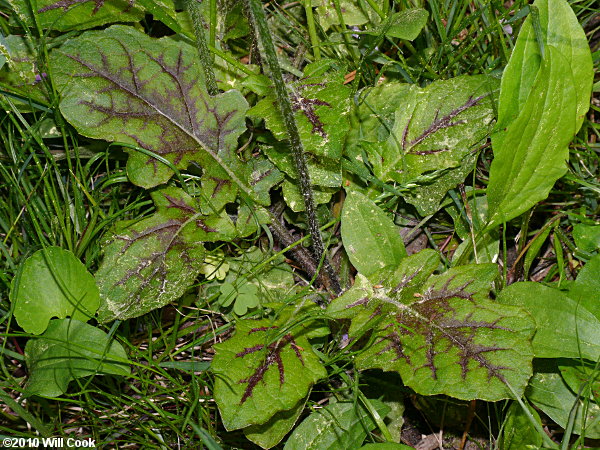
[
  {"x1": 341, "y1": 190, "x2": 407, "y2": 277},
  {"x1": 96, "y1": 187, "x2": 221, "y2": 322},
  {"x1": 10, "y1": 247, "x2": 99, "y2": 335},
  {"x1": 51, "y1": 25, "x2": 264, "y2": 204},
  {"x1": 328, "y1": 252, "x2": 535, "y2": 401},
  {"x1": 497, "y1": 281, "x2": 600, "y2": 361},
  {"x1": 212, "y1": 315, "x2": 327, "y2": 430},
  {"x1": 283, "y1": 400, "x2": 390, "y2": 450},
  {"x1": 24, "y1": 318, "x2": 130, "y2": 397},
  {"x1": 526, "y1": 359, "x2": 600, "y2": 439}
]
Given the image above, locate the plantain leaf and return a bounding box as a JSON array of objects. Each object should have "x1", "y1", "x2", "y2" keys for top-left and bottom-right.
[
  {"x1": 10, "y1": 247, "x2": 100, "y2": 335},
  {"x1": 486, "y1": 46, "x2": 576, "y2": 228},
  {"x1": 327, "y1": 250, "x2": 535, "y2": 401},
  {"x1": 212, "y1": 312, "x2": 327, "y2": 430},
  {"x1": 341, "y1": 190, "x2": 406, "y2": 277},
  {"x1": 96, "y1": 186, "x2": 236, "y2": 322},
  {"x1": 496, "y1": 0, "x2": 593, "y2": 132},
  {"x1": 9, "y1": 0, "x2": 143, "y2": 31},
  {"x1": 486, "y1": 0, "x2": 593, "y2": 228},
  {"x1": 24, "y1": 319, "x2": 129, "y2": 397},
  {"x1": 51, "y1": 25, "x2": 265, "y2": 205}
]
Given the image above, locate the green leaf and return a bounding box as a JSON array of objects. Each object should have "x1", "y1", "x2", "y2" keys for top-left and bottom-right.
[
  {"x1": 9, "y1": 0, "x2": 143, "y2": 31},
  {"x1": 568, "y1": 254, "x2": 600, "y2": 320},
  {"x1": 328, "y1": 251, "x2": 535, "y2": 401},
  {"x1": 10, "y1": 247, "x2": 99, "y2": 335},
  {"x1": 496, "y1": 0, "x2": 592, "y2": 132},
  {"x1": 573, "y1": 224, "x2": 600, "y2": 253},
  {"x1": 220, "y1": 282, "x2": 260, "y2": 316},
  {"x1": 316, "y1": 0, "x2": 370, "y2": 30},
  {"x1": 487, "y1": 46, "x2": 576, "y2": 227},
  {"x1": 244, "y1": 396, "x2": 306, "y2": 449},
  {"x1": 24, "y1": 319, "x2": 129, "y2": 397},
  {"x1": 374, "y1": 75, "x2": 498, "y2": 213},
  {"x1": 341, "y1": 190, "x2": 407, "y2": 277},
  {"x1": 558, "y1": 360, "x2": 600, "y2": 403},
  {"x1": 96, "y1": 187, "x2": 218, "y2": 322},
  {"x1": 497, "y1": 282, "x2": 600, "y2": 361},
  {"x1": 498, "y1": 402, "x2": 543, "y2": 450},
  {"x1": 51, "y1": 25, "x2": 266, "y2": 205},
  {"x1": 364, "y1": 8, "x2": 429, "y2": 41},
  {"x1": 487, "y1": 0, "x2": 593, "y2": 228},
  {"x1": 283, "y1": 400, "x2": 390, "y2": 450},
  {"x1": 526, "y1": 359, "x2": 600, "y2": 439},
  {"x1": 212, "y1": 314, "x2": 327, "y2": 430}
]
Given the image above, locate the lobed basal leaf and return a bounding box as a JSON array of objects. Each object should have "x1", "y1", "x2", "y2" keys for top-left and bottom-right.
[
  {"x1": 9, "y1": 0, "x2": 143, "y2": 32},
  {"x1": 51, "y1": 25, "x2": 267, "y2": 205},
  {"x1": 356, "y1": 75, "x2": 498, "y2": 214},
  {"x1": 212, "y1": 315, "x2": 327, "y2": 430},
  {"x1": 327, "y1": 251, "x2": 535, "y2": 401},
  {"x1": 96, "y1": 186, "x2": 237, "y2": 322}
]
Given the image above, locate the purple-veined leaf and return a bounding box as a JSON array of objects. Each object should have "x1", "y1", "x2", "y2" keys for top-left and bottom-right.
[
  {"x1": 327, "y1": 250, "x2": 535, "y2": 401},
  {"x1": 96, "y1": 186, "x2": 238, "y2": 322},
  {"x1": 212, "y1": 313, "x2": 327, "y2": 430},
  {"x1": 9, "y1": 0, "x2": 143, "y2": 32},
  {"x1": 359, "y1": 75, "x2": 498, "y2": 214},
  {"x1": 51, "y1": 25, "x2": 267, "y2": 205},
  {"x1": 243, "y1": 396, "x2": 306, "y2": 449},
  {"x1": 0, "y1": 35, "x2": 52, "y2": 106},
  {"x1": 248, "y1": 60, "x2": 351, "y2": 210}
]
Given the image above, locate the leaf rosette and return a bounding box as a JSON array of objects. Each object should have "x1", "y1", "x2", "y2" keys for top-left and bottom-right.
[{"x1": 327, "y1": 250, "x2": 535, "y2": 401}]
